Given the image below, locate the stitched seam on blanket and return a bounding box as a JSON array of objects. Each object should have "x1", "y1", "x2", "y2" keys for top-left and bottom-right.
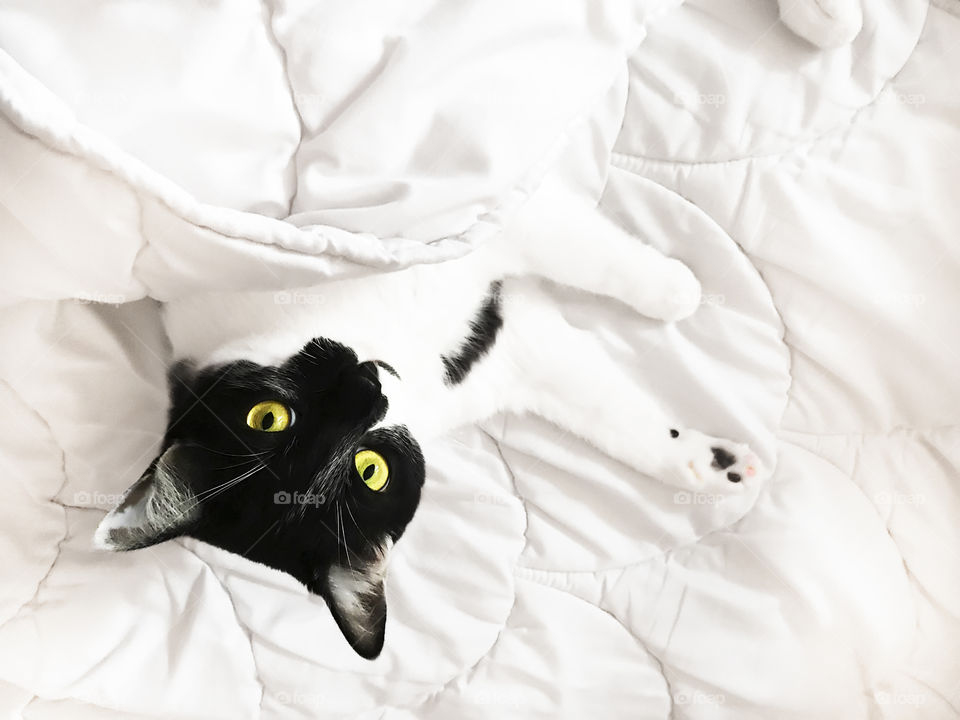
[
  {"x1": 423, "y1": 0, "x2": 679, "y2": 250},
  {"x1": 10, "y1": 686, "x2": 202, "y2": 720},
  {"x1": 609, "y1": 5, "x2": 930, "y2": 170},
  {"x1": 0, "y1": 114, "x2": 339, "y2": 265},
  {"x1": 0, "y1": 89, "x2": 346, "y2": 260},
  {"x1": 260, "y1": 0, "x2": 302, "y2": 220},
  {"x1": 515, "y1": 567, "x2": 677, "y2": 717},
  {"x1": 930, "y1": 0, "x2": 960, "y2": 19},
  {"x1": 778, "y1": 439, "x2": 921, "y2": 638},
  {"x1": 176, "y1": 542, "x2": 266, "y2": 716},
  {"x1": 388, "y1": 420, "x2": 528, "y2": 712},
  {"x1": 611, "y1": 0, "x2": 934, "y2": 171},
  {"x1": 0, "y1": 95, "x2": 475, "y2": 269},
  {"x1": 408, "y1": 586, "x2": 520, "y2": 712},
  {"x1": 0, "y1": 96, "x2": 466, "y2": 265},
  {"x1": 0, "y1": 26, "x2": 653, "y2": 262},
  {"x1": 0, "y1": 379, "x2": 69, "y2": 625},
  {"x1": 781, "y1": 425, "x2": 960, "y2": 437},
  {"x1": 128, "y1": 191, "x2": 151, "y2": 287}
]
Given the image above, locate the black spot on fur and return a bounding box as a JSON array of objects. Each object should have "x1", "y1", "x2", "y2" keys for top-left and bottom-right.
[
  {"x1": 727, "y1": 472, "x2": 742, "y2": 483},
  {"x1": 441, "y1": 280, "x2": 503, "y2": 386},
  {"x1": 711, "y1": 447, "x2": 736, "y2": 470},
  {"x1": 670, "y1": 429, "x2": 679, "y2": 438}
]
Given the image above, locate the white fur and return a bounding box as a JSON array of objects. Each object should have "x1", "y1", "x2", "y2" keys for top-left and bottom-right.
[
  {"x1": 327, "y1": 540, "x2": 392, "y2": 625},
  {"x1": 94, "y1": 447, "x2": 198, "y2": 549},
  {"x1": 164, "y1": 184, "x2": 762, "y2": 491},
  {"x1": 778, "y1": 0, "x2": 862, "y2": 49}
]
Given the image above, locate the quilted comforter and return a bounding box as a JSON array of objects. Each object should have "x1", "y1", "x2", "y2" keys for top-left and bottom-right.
[{"x1": 1, "y1": 0, "x2": 957, "y2": 718}]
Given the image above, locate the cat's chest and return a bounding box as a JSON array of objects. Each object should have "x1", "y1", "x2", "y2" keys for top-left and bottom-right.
[{"x1": 163, "y1": 246, "x2": 502, "y2": 379}]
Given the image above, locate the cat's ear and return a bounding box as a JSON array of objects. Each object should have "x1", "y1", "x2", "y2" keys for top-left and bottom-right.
[
  {"x1": 322, "y1": 541, "x2": 393, "y2": 659},
  {"x1": 94, "y1": 444, "x2": 200, "y2": 551}
]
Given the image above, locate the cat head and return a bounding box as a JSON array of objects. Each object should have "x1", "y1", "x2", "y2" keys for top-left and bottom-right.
[{"x1": 94, "y1": 337, "x2": 424, "y2": 659}]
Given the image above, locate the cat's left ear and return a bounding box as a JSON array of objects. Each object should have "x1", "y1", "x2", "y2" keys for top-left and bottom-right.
[
  {"x1": 321, "y1": 542, "x2": 393, "y2": 659},
  {"x1": 94, "y1": 444, "x2": 200, "y2": 551}
]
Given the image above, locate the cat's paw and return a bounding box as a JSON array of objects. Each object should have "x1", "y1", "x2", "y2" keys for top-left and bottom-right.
[
  {"x1": 635, "y1": 259, "x2": 702, "y2": 322},
  {"x1": 657, "y1": 428, "x2": 763, "y2": 490}
]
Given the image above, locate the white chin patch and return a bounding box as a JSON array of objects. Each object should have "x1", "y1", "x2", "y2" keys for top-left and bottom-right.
[{"x1": 327, "y1": 539, "x2": 393, "y2": 616}]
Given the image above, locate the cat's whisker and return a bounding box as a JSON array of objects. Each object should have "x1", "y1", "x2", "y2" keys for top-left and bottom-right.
[
  {"x1": 215, "y1": 457, "x2": 268, "y2": 471},
  {"x1": 143, "y1": 460, "x2": 269, "y2": 539},
  {"x1": 192, "y1": 445, "x2": 274, "y2": 460},
  {"x1": 336, "y1": 504, "x2": 345, "y2": 567},
  {"x1": 184, "y1": 456, "x2": 272, "y2": 512},
  {"x1": 197, "y1": 458, "x2": 269, "y2": 498},
  {"x1": 342, "y1": 505, "x2": 356, "y2": 571},
  {"x1": 345, "y1": 496, "x2": 374, "y2": 549}
]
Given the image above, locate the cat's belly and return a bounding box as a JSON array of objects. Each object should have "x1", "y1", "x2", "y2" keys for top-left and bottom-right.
[{"x1": 163, "y1": 241, "x2": 502, "y2": 375}]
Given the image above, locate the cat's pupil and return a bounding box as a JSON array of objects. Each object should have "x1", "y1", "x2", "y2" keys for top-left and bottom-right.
[
  {"x1": 363, "y1": 464, "x2": 376, "y2": 481},
  {"x1": 261, "y1": 412, "x2": 274, "y2": 430}
]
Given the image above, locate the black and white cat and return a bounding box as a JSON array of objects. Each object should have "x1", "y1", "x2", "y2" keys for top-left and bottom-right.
[{"x1": 95, "y1": 184, "x2": 764, "y2": 658}]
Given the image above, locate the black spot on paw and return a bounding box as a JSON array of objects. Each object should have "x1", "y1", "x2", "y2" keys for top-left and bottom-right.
[
  {"x1": 727, "y1": 472, "x2": 742, "y2": 483},
  {"x1": 711, "y1": 447, "x2": 736, "y2": 470},
  {"x1": 669, "y1": 429, "x2": 679, "y2": 438}
]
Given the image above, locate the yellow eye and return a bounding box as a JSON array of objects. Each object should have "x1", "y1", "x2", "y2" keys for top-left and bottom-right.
[
  {"x1": 245, "y1": 401, "x2": 292, "y2": 432},
  {"x1": 355, "y1": 449, "x2": 389, "y2": 491}
]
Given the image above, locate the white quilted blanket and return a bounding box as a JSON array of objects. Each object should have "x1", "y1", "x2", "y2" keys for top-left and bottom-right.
[{"x1": 1, "y1": 0, "x2": 957, "y2": 718}]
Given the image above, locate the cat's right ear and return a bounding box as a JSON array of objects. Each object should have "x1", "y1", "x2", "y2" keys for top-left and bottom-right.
[
  {"x1": 94, "y1": 444, "x2": 200, "y2": 551},
  {"x1": 320, "y1": 541, "x2": 394, "y2": 659}
]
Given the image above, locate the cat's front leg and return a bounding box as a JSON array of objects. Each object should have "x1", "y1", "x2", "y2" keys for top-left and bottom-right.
[
  {"x1": 530, "y1": 383, "x2": 764, "y2": 492},
  {"x1": 502, "y1": 182, "x2": 702, "y2": 322},
  {"x1": 503, "y1": 285, "x2": 764, "y2": 491}
]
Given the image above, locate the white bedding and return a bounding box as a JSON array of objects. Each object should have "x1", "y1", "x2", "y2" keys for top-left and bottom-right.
[{"x1": 1, "y1": 0, "x2": 958, "y2": 718}]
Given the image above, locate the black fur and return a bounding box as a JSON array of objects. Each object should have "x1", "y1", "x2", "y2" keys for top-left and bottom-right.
[
  {"x1": 441, "y1": 280, "x2": 504, "y2": 385},
  {"x1": 710, "y1": 446, "x2": 736, "y2": 470},
  {"x1": 102, "y1": 338, "x2": 425, "y2": 659},
  {"x1": 374, "y1": 360, "x2": 400, "y2": 379}
]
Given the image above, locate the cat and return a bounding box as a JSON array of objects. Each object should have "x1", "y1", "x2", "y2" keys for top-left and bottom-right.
[{"x1": 95, "y1": 182, "x2": 764, "y2": 659}]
